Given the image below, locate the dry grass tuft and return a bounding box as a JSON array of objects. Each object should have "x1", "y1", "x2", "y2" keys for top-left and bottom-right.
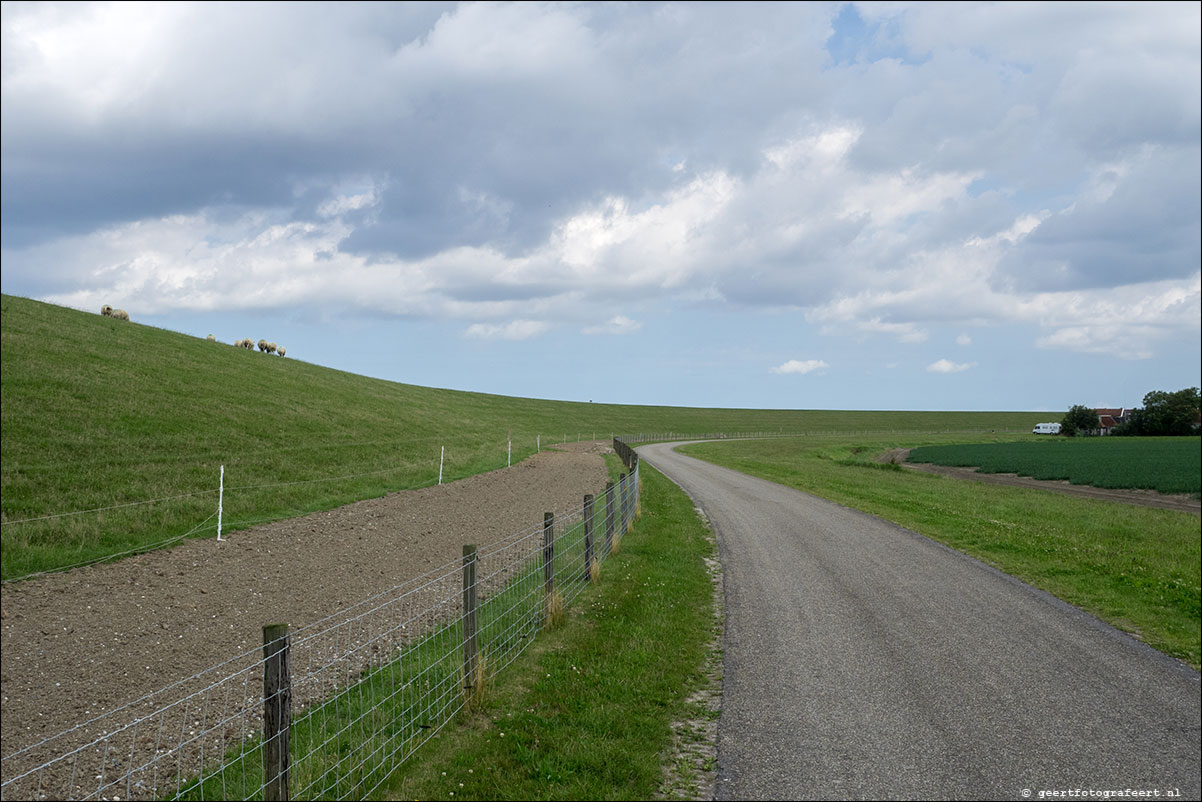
[
  {"x1": 544, "y1": 589, "x2": 565, "y2": 629},
  {"x1": 465, "y1": 655, "x2": 488, "y2": 708}
]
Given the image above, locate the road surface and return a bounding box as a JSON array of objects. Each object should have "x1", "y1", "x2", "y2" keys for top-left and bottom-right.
[{"x1": 637, "y1": 441, "x2": 1201, "y2": 801}]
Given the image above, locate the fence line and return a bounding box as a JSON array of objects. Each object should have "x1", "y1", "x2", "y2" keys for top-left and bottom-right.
[
  {"x1": 5, "y1": 427, "x2": 1012, "y2": 795},
  {"x1": 2, "y1": 455, "x2": 447, "y2": 530},
  {"x1": 1, "y1": 436, "x2": 556, "y2": 584},
  {"x1": 1, "y1": 454, "x2": 642, "y2": 802},
  {"x1": 0, "y1": 512, "x2": 221, "y2": 584},
  {"x1": 2, "y1": 427, "x2": 618, "y2": 534},
  {"x1": 2, "y1": 433, "x2": 456, "y2": 478},
  {"x1": 0, "y1": 490, "x2": 221, "y2": 528},
  {"x1": 4, "y1": 428, "x2": 1016, "y2": 584}
]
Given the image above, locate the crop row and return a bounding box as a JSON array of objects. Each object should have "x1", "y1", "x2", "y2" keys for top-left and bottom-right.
[{"x1": 907, "y1": 438, "x2": 1201, "y2": 496}]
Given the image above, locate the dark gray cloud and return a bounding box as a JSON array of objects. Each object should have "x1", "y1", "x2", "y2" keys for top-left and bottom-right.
[
  {"x1": 996, "y1": 146, "x2": 1201, "y2": 292},
  {"x1": 2, "y1": 1, "x2": 834, "y2": 260}
]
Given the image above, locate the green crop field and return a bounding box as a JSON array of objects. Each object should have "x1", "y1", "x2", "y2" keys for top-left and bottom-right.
[
  {"x1": 908, "y1": 438, "x2": 1201, "y2": 497},
  {"x1": 0, "y1": 294, "x2": 1040, "y2": 581}
]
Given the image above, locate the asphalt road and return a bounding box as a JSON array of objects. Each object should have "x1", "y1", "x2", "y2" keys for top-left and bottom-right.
[{"x1": 637, "y1": 441, "x2": 1201, "y2": 802}]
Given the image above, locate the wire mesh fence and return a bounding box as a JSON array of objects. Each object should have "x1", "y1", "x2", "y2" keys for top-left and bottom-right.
[{"x1": 1, "y1": 459, "x2": 641, "y2": 802}]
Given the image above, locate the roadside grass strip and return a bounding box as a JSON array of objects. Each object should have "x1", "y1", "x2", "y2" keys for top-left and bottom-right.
[
  {"x1": 908, "y1": 437, "x2": 1201, "y2": 497},
  {"x1": 683, "y1": 436, "x2": 1201, "y2": 669},
  {"x1": 169, "y1": 464, "x2": 714, "y2": 800},
  {"x1": 376, "y1": 463, "x2": 715, "y2": 801}
]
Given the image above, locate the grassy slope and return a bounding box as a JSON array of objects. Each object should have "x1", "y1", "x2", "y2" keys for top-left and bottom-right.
[
  {"x1": 1, "y1": 294, "x2": 1038, "y2": 579},
  {"x1": 683, "y1": 436, "x2": 1201, "y2": 667}
]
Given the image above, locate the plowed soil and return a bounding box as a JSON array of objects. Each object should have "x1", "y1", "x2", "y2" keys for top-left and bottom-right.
[
  {"x1": 0, "y1": 443, "x2": 613, "y2": 791},
  {"x1": 878, "y1": 448, "x2": 1201, "y2": 514}
]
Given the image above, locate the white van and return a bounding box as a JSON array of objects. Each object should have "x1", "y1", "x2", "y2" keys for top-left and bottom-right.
[{"x1": 1033, "y1": 422, "x2": 1061, "y2": 435}]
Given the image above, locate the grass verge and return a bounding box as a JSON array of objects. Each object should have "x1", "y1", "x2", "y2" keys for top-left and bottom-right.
[
  {"x1": 683, "y1": 435, "x2": 1201, "y2": 669},
  {"x1": 374, "y1": 462, "x2": 717, "y2": 801}
]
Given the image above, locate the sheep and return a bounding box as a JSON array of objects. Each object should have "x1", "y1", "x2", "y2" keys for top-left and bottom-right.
[
  {"x1": 112, "y1": 309, "x2": 130, "y2": 321},
  {"x1": 266, "y1": 342, "x2": 277, "y2": 354},
  {"x1": 277, "y1": 345, "x2": 286, "y2": 358},
  {"x1": 101, "y1": 305, "x2": 113, "y2": 317},
  {"x1": 206, "y1": 334, "x2": 216, "y2": 342},
  {"x1": 236, "y1": 338, "x2": 254, "y2": 349},
  {"x1": 257, "y1": 339, "x2": 268, "y2": 352}
]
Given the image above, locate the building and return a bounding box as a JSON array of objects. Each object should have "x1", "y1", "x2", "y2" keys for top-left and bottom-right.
[{"x1": 1092, "y1": 408, "x2": 1132, "y2": 435}]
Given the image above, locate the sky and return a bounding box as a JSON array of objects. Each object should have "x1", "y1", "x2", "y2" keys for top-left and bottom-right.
[{"x1": 2, "y1": 1, "x2": 1199, "y2": 412}]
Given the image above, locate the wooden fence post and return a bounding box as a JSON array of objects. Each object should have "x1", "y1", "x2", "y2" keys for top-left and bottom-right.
[
  {"x1": 583, "y1": 494, "x2": 594, "y2": 581},
  {"x1": 619, "y1": 473, "x2": 628, "y2": 530},
  {"x1": 263, "y1": 623, "x2": 291, "y2": 802},
  {"x1": 634, "y1": 461, "x2": 640, "y2": 519},
  {"x1": 604, "y1": 481, "x2": 615, "y2": 556},
  {"x1": 462, "y1": 544, "x2": 478, "y2": 693},
  {"x1": 543, "y1": 512, "x2": 555, "y2": 599}
]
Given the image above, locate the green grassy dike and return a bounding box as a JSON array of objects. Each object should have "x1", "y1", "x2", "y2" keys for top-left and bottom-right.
[
  {"x1": 683, "y1": 437, "x2": 1201, "y2": 669},
  {"x1": 1, "y1": 293, "x2": 1040, "y2": 581},
  {"x1": 374, "y1": 463, "x2": 717, "y2": 801}
]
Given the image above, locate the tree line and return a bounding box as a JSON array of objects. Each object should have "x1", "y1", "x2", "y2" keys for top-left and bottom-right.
[{"x1": 1061, "y1": 387, "x2": 1200, "y2": 437}]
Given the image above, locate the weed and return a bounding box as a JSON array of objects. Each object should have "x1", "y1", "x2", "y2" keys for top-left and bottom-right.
[{"x1": 544, "y1": 589, "x2": 565, "y2": 629}]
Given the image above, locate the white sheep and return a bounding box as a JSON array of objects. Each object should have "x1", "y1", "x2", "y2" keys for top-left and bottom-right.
[
  {"x1": 101, "y1": 304, "x2": 113, "y2": 317},
  {"x1": 257, "y1": 339, "x2": 268, "y2": 352},
  {"x1": 206, "y1": 334, "x2": 216, "y2": 342},
  {"x1": 277, "y1": 345, "x2": 286, "y2": 358},
  {"x1": 237, "y1": 338, "x2": 254, "y2": 349},
  {"x1": 266, "y1": 342, "x2": 277, "y2": 354},
  {"x1": 112, "y1": 309, "x2": 130, "y2": 321}
]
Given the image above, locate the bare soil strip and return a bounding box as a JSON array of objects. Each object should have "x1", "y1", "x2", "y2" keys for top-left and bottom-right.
[
  {"x1": 879, "y1": 448, "x2": 1201, "y2": 514},
  {"x1": 1, "y1": 444, "x2": 611, "y2": 793}
]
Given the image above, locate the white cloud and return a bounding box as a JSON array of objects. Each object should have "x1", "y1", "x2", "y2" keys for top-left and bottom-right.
[
  {"x1": 582, "y1": 316, "x2": 642, "y2": 335},
  {"x1": 772, "y1": 359, "x2": 829, "y2": 375},
  {"x1": 1023, "y1": 274, "x2": 1200, "y2": 360},
  {"x1": 463, "y1": 320, "x2": 549, "y2": 341},
  {"x1": 927, "y1": 359, "x2": 977, "y2": 374},
  {"x1": 4, "y1": 2, "x2": 1199, "y2": 370},
  {"x1": 809, "y1": 305, "x2": 930, "y2": 343},
  {"x1": 955, "y1": 333, "x2": 972, "y2": 346},
  {"x1": 317, "y1": 184, "x2": 381, "y2": 219}
]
